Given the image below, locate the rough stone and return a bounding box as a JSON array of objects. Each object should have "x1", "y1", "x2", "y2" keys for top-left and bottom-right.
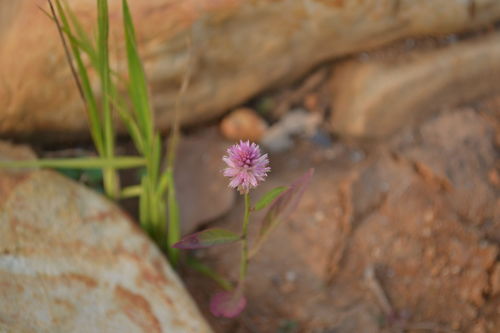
[
  {"x1": 0, "y1": 143, "x2": 213, "y2": 333},
  {"x1": 329, "y1": 32, "x2": 500, "y2": 139},
  {"x1": 191, "y1": 106, "x2": 500, "y2": 331},
  {"x1": 2, "y1": 0, "x2": 500, "y2": 137},
  {"x1": 175, "y1": 128, "x2": 235, "y2": 233},
  {"x1": 491, "y1": 263, "x2": 500, "y2": 296}
]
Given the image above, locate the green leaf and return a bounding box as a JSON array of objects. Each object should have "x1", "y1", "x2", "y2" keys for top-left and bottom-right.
[
  {"x1": 64, "y1": 1, "x2": 98, "y2": 65},
  {"x1": 166, "y1": 168, "x2": 180, "y2": 264},
  {"x1": 97, "y1": 0, "x2": 114, "y2": 161},
  {"x1": 173, "y1": 228, "x2": 241, "y2": 249},
  {"x1": 54, "y1": 0, "x2": 103, "y2": 154},
  {"x1": 122, "y1": 0, "x2": 154, "y2": 143},
  {"x1": 109, "y1": 95, "x2": 145, "y2": 154},
  {"x1": 253, "y1": 186, "x2": 287, "y2": 211},
  {"x1": 120, "y1": 185, "x2": 142, "y2": 198},
  {"x1": 249, "y1": 169, "x2": 314, "y2": 258},
  {"x1": 0, "y1": 157, "x2": 146, "y2": 169}
]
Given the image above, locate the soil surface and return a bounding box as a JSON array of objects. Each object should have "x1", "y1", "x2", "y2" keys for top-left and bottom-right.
[{"x1": 179, "y1": 97, "x2": 500, "y2": 333}]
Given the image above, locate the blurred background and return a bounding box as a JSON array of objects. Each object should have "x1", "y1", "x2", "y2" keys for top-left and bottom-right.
[{"x1": 0, "y1": 0, "x2": 499, "y2": 332}]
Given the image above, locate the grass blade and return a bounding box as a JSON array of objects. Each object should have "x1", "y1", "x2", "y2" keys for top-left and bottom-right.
[
  {"x1": 96, "y1": 0, "x2": 119, "y2": 198},
  {"x1": 97, "y1": 0, "x2": 113, "y2": 158},
  {"x1": 64, "y1": 1, "x2": 98, "y2": 65},
  {"x1": 122, "y1": 0, "x2": 153, "y2": 142},
  {"x1": 54, "y1": 0, "x2": 104, "y2": 154},
  {"x1": 166, "y1": 168, "x2": 180, "y2": 264},
  {"x1": 0, "y1": 157, "x2": 146, "y2": 169}
]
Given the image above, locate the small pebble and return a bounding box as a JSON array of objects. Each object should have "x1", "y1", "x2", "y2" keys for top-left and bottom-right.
[
  {"x1": 285, "y1": 271, "x2": 297, "y2": 282},
  {"x1": 220, "y1": 107, "x2": 268, "y2": 142},
  {"x1": 310, "y1": 130, "x2": 332, "y2": 147},
  {"x1": 350, "y1": 150, "x2": 365, "y2": 163}
]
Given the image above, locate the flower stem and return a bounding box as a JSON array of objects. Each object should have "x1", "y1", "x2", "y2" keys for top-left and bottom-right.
[{"x1": 239, "y1": 193, "x2": 251, "y2": 284}]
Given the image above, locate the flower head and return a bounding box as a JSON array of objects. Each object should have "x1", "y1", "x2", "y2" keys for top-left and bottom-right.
[{"x1": 223, "y1": 141, "x2": 270, "y2": 194}]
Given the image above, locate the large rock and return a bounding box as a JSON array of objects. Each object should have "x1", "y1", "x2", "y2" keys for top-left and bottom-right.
[
  {"x1": 0, "y1": 142, "x2": 213, "y2": 332},
  {"x1": 329, "y1": 32, "x2": 500, "y2": 139},
  {"x1": 2, "y1": 0, "x2": 500, "y2": 137}
]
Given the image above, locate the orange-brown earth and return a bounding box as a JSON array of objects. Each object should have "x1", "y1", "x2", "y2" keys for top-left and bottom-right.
[{"x1": 180, "y1": 96, "x2": 499, "y2": 333}]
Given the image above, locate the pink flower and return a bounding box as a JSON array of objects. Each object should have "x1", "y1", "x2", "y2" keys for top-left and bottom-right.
[{"x1": 223, "y1": 141, "x2": 270, "y2": 194}]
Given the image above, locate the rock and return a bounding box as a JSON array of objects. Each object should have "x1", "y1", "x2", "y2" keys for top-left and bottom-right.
[
  {"x1": 219, "y1": 108, "x2": 268, "y2": 142},
  {"x1": 326, "y1": 304, "x2": 380, "y2": 333},
  {"x1": 329, "y1": 32, "x2": 500, "y2": 139},
  {"x1": 191, "y1": 106, "x2": 499, "y2": 331},
  {"x1": 174, "y1": 128, "x2": 235, "y2": 233},
  {"x1": 261, "y1": 109, "x2": 321, "y2": 152},
  {"x1": 401, "y1": 109, "x2": 498, "y2": 227},
  {"x1": 3, "y1": 0, "x2": 500, "y2": 138},
  {"x1": 0, "y1": 143, "x2": 213, "y2": 332},
  {"x1": 491, "y1": 263, "x2": 500, "y2": 296}
]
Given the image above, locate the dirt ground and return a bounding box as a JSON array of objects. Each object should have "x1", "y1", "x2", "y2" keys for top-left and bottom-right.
[{"x1": 178, "y1": 96, "x2": 500, "y2": 333}]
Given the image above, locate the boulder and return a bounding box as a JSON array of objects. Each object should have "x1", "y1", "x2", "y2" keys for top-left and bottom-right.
[
  {"x1": 2, "y1": 0, "x2": 500, "y2": 137},
  {"x1": 0, "y1": 142, "x2": 213, "y2": 332},
  {"x1": 329, "y1": 32, "x2": 500, "y2": 139}
]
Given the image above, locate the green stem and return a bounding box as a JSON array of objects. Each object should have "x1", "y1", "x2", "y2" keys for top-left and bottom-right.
[
  {"x1": 166, "y1": 168, "x2": 180, "y2": 265},
  {"x1": 0, "y1": 157, "x2": 146, "y2": 169},
  {"x1": 239, "y1": 193, "x2": 251, "y2": 283},
  {"x1": 120, "y1": 185, "x2": 142, "y2": 198},
  {"x1": 186, "y1": 255, "x2": 233, "y2": 291},
  {"x1": 103, "y1": 168, "x2": 119, "y2": 199}
]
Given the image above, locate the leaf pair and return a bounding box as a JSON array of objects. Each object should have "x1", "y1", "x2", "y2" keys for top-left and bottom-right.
[
  {"x1": 171, "y1": 186, "x2": 287, "y2": 250},
  {"x1": 173, "y1": 169, "x2": 314, "y2": 252},
  {"x1": 172, "y1": 228, "x2": 241, "y2": 249}
]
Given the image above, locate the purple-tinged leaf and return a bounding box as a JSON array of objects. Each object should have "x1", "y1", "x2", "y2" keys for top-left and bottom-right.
[
  {"x1": 251, "y1": 169, "x2": 314, "y2": 256},
  {"x1": 253, "y1": 186, "x2": 288, "y2": 211},
  {"x1": 210, "y1": 290, "x2": 247, "y2": 318},
  {"x1": 172, "y1": 228, "x2": 241, "y2": 249}
]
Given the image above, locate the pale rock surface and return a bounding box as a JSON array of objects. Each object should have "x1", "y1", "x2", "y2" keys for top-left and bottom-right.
[
  {"x1": 2, "y1": 0, "x2": 500, "y2": 137},
  {"x1": 0, "y1": 142, "x2": 213, "y2": 333},
  {"x1": 329, "y1": 32, "x2": 500, "y2": 139}
]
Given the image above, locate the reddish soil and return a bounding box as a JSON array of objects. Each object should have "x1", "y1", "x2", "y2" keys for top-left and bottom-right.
[{"x1": 180, "y1": 98, "x2": 500, "y2": 333}]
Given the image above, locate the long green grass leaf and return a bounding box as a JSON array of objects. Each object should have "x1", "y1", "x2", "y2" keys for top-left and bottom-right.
[
  {"x1": 166, "y1": 168, "x2": 180, "y2": 264},
  {"x1": 64, "y1": 1, "x2": 98, "y2": 65},
  {"x1": 0, "y1": 157, "x2": 147, "y2": 169},
  {"x1": 121, "y1": 185, "x2": 143, "y2": 198},
  {"x1": 54, "y1": 0, "x2": 103, "y2": 154},
  {"x1": 139, "y1": 175, "x2": 150, "y2": 229},
  {"x1": 122, "y1": 0, "x2": 153, "y2": 143},
  {"x1": 110, "y1": 95, "x2": 145, "y2": 153},
  {"x1": 97, "y1": 0, "x2": 113, "y2": 159}
]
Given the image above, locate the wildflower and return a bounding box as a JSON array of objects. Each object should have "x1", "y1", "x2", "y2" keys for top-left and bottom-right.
[{"x1": 223, "y1": 140, "x2": 270, "y2": 194}]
